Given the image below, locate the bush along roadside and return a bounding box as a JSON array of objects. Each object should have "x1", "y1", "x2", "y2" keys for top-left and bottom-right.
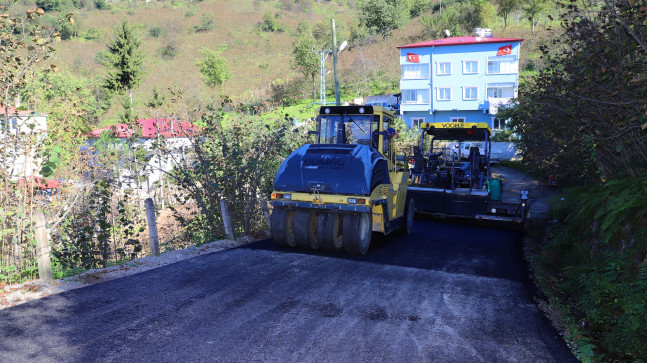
[{"x1": 524, "y1": 175, "x2": 647, "y2": 362}]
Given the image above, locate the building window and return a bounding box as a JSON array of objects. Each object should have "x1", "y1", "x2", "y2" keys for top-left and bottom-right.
[
  {"x1": 401, "y1": 64, "x2": 429, "y2": 79},
  {"x1": 412, "y1": 117, "x2": 426, "y2": 129},
  {"x1": 493, "y1": 118, "x2": 506, "y2": 130},
  {"x1": 437, "y1": 61, "x2": 452, "y2": 75},
  {"x1": 487, "y1": 55, "x2": 518, "y2": 74},
  {"x1": 487, "y1": 87, "x2": 503, "y2": 98},
  {"x1": 437, "y1": 87, "x2": 451, "y2": 101},
  {"x1": 486, "y1": 82, "x2": 515, "y2": 99},
  {"x1": 463, "y1": 60, "x2": 478, "y2": 74},
  {"x1": 402, "y1": 89, "x2": 430, "y2": 104},
  {"x1": 463, "y1": 86, "x2": 478, "y2": 100},
  {"x1": 450, "y1": 117, "x2": 466, "y2": 123}
]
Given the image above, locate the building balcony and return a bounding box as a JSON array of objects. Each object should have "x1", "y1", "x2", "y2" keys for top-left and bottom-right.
[{"x1": 487, "y1": 97, "x2": 512, "y2": 114}]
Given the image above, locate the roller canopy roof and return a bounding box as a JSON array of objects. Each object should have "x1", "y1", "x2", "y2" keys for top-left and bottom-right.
[{"x1": 421, "y1": 122, "x2": 491, "y2": 141}]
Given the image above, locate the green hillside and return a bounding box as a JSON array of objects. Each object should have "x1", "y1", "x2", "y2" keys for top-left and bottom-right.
[{"x1": 10, "y1": 0, "x2": 554, "y2": 126}]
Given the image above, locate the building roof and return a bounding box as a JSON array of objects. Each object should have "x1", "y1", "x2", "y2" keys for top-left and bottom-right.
[
  {"x1": 397, "y1": 36, "x2": 524, "y2": 49},
  {"x1": 88, "y1": 118, "x2": 201, "y2": 139},
  {"x1": 18, "y1": 176, "x2": 61, "y2": 190},
  {"x1": 0, "y1": 105, "x2": 44, "y2": 116}
]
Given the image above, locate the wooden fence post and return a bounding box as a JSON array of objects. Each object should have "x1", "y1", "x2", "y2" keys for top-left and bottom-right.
[
  {"x1": 260, "y1": 197, "x2": 271, "y2": 229},
  {"x1": 34, "y1": 211, "x2": 53, "y2": 284},
  {"x1": 220, "y1": 199, "x2": 234, "y2": 240},
  {"x1": 144, "y1": 198, "x2": 160, "y2": 256}
]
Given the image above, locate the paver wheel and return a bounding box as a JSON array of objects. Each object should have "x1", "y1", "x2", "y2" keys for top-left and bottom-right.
[
  {"x1": 343, "y1": 212, "x2": 372, "y2": 255},
  {"x1": 271, "y1": 208, "x2": 296, "y2": 248},
  {"x1": 293, "y1": 210, "x2": 319, "y2": 249},
  {"x1": 402, "y1": 198, "x2": 415, "y2": 235},
  {"x1": 317, "y1": 212, "x2": 343, "y2": 252}
]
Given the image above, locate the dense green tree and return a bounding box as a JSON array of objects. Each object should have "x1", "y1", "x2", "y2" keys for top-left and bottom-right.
[
  {"x1": 35, "y1": 71, "x2": 99, "y2": 142},
  {"x1": 407, "y1": 0, "x2": 432, "y2": 17},
  {"x1": 494, "y1": 0, "x2": 519, "y2": 28},
  {"x1": 59, "y1": 20, "x2": 79, "y2": 40},
  {"x1": 460, "y1": 0, "x2": 496, "y2": 30},
  {"x1": 291, "y1": 33, "x2": 319, "y2": 102},
  {"x1": 421, "y1": 0, "x2": 496, "y2": 38},
  {"x1": 359, "y1": 0, "x2": 410, "y2": 37},
  {"x1": 420, "y1": 2, "x2": 464, "y2": 39},
  {"x1": 36, "y1": 0, "x2": 71, "y2": 12},
  {"x1": 295, "y1": 21, "x2": 311, "y2": 36},
  {"x1": 104, "y1": 20, "x2": 145, "y2": 107},
  {"x1": 260, "y1": 11, "x2": 283, "y2": 32},
  {"x1": 197, "y1": 48, "x2": 231, "y2": 88},
  {"x1": 500, "y1": 0, "x2": 647, "y2": 182}
]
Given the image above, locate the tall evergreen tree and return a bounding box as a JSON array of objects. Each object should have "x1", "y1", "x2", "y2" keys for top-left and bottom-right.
[{"x1": 104, "y1": 20, "x2": 144, "y2": 107}]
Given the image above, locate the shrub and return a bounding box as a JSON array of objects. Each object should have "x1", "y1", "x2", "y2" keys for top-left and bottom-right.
[
  {"x1": 259, "y1": 11, "x2": 284, "y2": 32},
  {"x1": 59, "y1": 21, "x2": 77, "y2": 40},
  {"x1": 149, "y1": 25, "x2": 163, "y2": 38},
  {"x1": 72, "y1": 0, "x2": 88, "y2": 9},
  {"x1": 94, "y1": 49, "x2": 111, "y2": 65},
  {"x1": 160, "y1": 44, "x2": 177, "y2": 59},
  {"x1": 37, "y1": 0, "x2": 72, "y2": 12},
  {"x1": 94, "y1": 0, "x2": 111, "y2": 10},
  {"x1": 194, "y1": 13, "x2": 215, "y2": 32},
  {"x1": 539, "y1": 177, "x2": 647, "y2": 361},
  {"x1": 84, "y1": 27, "x2": 103, "y2": 40},
  {"x1": 169, "y1": 108, "x2": 311, "y2": 240}
]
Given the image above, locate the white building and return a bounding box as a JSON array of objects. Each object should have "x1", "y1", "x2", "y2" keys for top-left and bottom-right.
[
  {"x1": 87, "y1": 118, "x2": 200, "y2": 195},
  {"x1": 1, "y1": 105, "x2": 48, "y2": 180}
]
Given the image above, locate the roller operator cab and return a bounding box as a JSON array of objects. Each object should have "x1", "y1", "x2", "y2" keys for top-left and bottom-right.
[
  {"x1": 270, "y1": 105, "x2": 414, "y2": 255},
  {"x1": 408, "y1": 122, "x2": 528, "y2": 225}
]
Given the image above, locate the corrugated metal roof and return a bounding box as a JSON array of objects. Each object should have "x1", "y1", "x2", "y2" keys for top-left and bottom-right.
[
  {"x1": 397, "y1": 36, "x2": 524, "y2": 49},
  {"x1": 88, "y1": 118, "x2": 201, "y2": 139}
]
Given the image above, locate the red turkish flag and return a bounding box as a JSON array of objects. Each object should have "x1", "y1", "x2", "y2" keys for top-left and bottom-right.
[
  {"x1": 497, "y1": 45, "x2": 512, "y2": 56},
  {"x1": 406, "y1": 53, "x2": 420, "y2": 63}
]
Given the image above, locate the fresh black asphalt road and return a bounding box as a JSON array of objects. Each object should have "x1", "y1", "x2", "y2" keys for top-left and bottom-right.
[{"x1": 0, "y1": 219, "x2": 576, "y2": 362}]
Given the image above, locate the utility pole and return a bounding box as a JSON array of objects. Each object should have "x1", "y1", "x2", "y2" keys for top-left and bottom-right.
[{"x1": 331, "y1": 19, "x2": 341, "y2": 106}]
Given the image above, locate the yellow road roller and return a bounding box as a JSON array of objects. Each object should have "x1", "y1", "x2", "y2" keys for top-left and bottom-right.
[{"x1": 270, "y1": 105, "x2": 413, "y2": 255}]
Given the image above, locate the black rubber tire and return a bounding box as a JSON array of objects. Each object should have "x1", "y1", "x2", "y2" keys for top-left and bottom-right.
[
  {"x1": 317, "y1": 212, "x2": 343, "y2": 252},
  {"x1": 343, "y1": 212, "x2": 372, "y2": 255},
  {"x1": 271, "y1": 208, "x2": 290, "y2": 247},
  {"x1": 271, "y1": 208, "x2": 297, "y2": 248},
  {"x1": 402, "y1": 198, "x2": 415, "y2": 235},
  {"x1": 293, "y1": 210, "x2": 319, "y2": 249}
]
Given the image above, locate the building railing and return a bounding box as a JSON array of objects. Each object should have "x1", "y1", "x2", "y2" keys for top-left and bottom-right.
[{"x1": 487, "y1": 97, "x2": 512, "y2": 114}]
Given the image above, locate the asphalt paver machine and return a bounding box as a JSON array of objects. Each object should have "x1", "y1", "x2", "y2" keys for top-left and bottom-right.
[{"x1": 408, "y1": 122, "x2": 528, "y2": 224}]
